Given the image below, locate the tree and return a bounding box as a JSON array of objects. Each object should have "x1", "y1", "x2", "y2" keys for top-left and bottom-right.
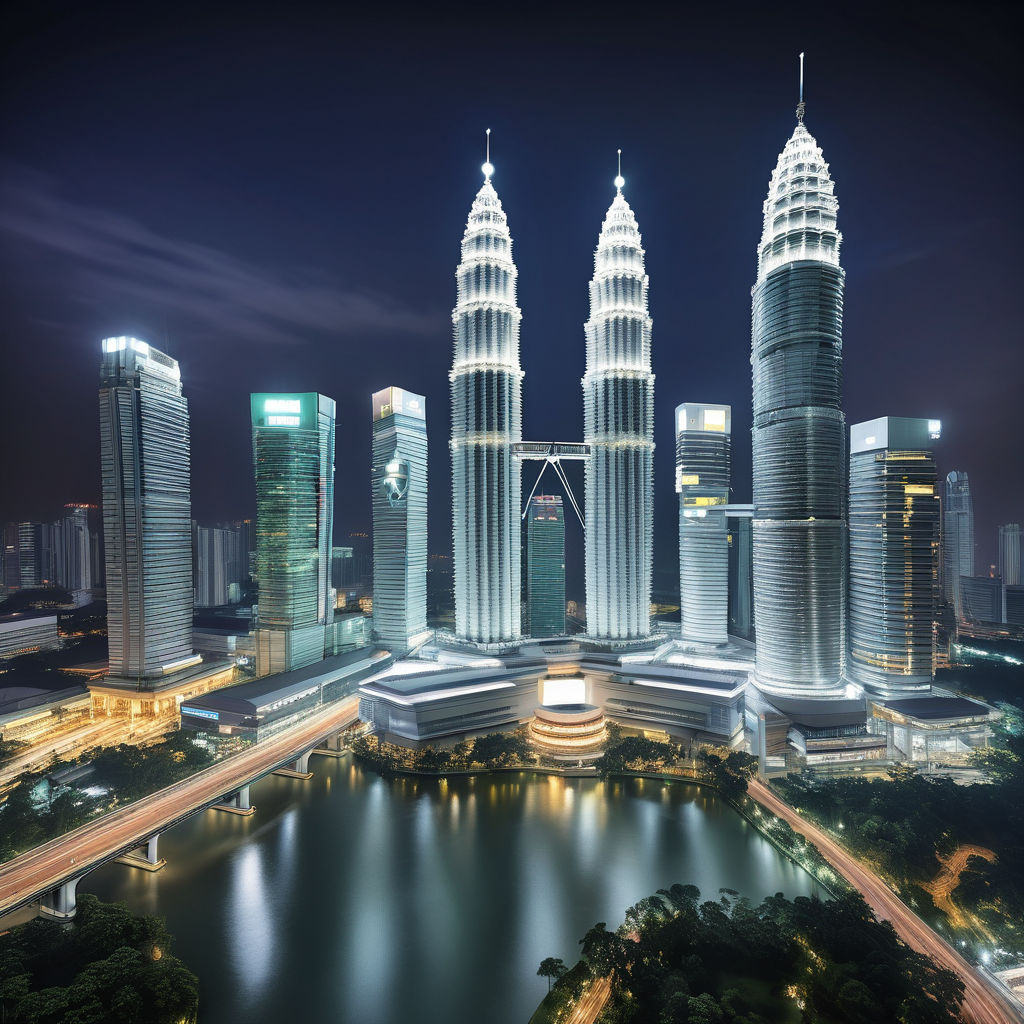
[{"x1": 537, "y1": 957, "x2": 567, "y2": 992}]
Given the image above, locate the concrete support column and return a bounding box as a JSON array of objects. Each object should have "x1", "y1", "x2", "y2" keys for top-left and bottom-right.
[
  {"x1": 115, "y1": 832, "x2": 166, "y2": 872},
  {"x1": 212, "y1": 784, "x2": 256, "y2": 816},
  {"x1": 273, "y1": 752, "x2": 314, "y2": 779},
  {"x1": 41, "y1": 875, "x2": 83, "y2": 919}
]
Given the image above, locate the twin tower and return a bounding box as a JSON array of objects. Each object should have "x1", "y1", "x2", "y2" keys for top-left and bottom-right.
[
  {"x1": 450, "y1": 156, "x2": 654, "y2": 647},
  {"x1": 451, "y1": 104, "x2": 849, "y2": 703}
]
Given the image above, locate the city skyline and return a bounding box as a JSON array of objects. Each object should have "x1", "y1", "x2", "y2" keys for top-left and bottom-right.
[{"x1": 1, "y1": 4, "x2": 1020, "y2": 594}]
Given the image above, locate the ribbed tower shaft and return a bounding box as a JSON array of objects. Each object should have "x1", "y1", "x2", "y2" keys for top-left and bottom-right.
[
  {"x1": 751, "y1": 121, "x2": 847, "y2": 696},
  {"x1": 450, "y1": 179, "x2": 523, "y2": 644},
  {"x1": 583, "y1": 191, "x2": 654, "y2": 641}
]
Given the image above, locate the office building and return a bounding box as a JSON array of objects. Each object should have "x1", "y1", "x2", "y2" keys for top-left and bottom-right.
[
  {"x1": 848, "y1": 417, "x2": 941, "y2": 697},
  {"x1": 999, "y1": 523, "x2": 1022, "y2": 586},
  {"x1": 251, "y1": 392, "x2": 336, "y2": 675},
  {"x1": 527, "y1": 494, "x2": 566, "y2": 637},
  {"x1": 959, "y1": 575, "x2": 1004, "y2": 625},
  {"x1": 750, "y1": 102, "x2": 847, "y2": 698},
  {"x1": 583, "y1": 170, "x2": 654, "y2": 642},
  {"x1": 99, "y1": 337, "x2": 198, "y2": 682},
  {"x1": 675, "y1": 403, "x2": 730, "y2": 647},
  {"x1": 54, "y1": 505, "x2": 95, "y2": 605},
  {"x1": 450, "y1": 157, "x2": 523, "y2": 644},
  {"x1": 726, "y1": 509, "x2": 754, "y2": 643},
  {"x1": 371, "y1": 386, "x2": 429, "y2": 650},
  {"x1": 943, "y1": 471, "x2": 974, "y2": 619},
  {"x1": 193, "y1": 523, "x2": 246, "y2": 608}
]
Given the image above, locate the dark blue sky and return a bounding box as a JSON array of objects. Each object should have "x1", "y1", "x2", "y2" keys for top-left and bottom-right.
[{"x1": 2, "y1": 1, "x2": 1021, "y2": 595}]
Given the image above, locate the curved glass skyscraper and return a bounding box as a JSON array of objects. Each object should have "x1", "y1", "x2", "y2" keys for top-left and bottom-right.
[
  {"x1": 751, "y1": 108, "x2": 846, "y2": 697},
  {"x1": 583, "y1": 177, "x2": 654, "y2": 642},
  {"x1": 451, "y1": 164, "x2": 523, "y2": 644}
]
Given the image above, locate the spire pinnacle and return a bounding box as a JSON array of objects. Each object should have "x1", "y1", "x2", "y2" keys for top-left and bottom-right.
[
  {"x1": 481, "y1": 128, "x2": 494, "y2": 181},
  {"x1": 796, "y1": 52, "x2": 806, "y2": 125},
  {"x1": 614, "y1": 149, "x2": 625, "y2": 192}
]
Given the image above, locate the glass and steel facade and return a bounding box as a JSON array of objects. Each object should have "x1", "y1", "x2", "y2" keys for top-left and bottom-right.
[
  {"x1": 251, "y1": 392, "x2": 335, "y2": 675},
  {"x1": 943, "y1": 471, "x2": 974, "y2": 620},
  {"x1": 998, "y1": 523, "x2": 1022, "y2": 586},
  {"x1": 99, "y1": 337, "x2": 195, "y2": 681},
  {"x1": 372, "y1": 386, "x2": 428, "y2": 650},
  {"x1": 848, "y1": 417, "x2": 940, "y2": 697},
  {"x1": 583, "y1": 183, "x2": 654, "y2": 641},
  {"x1": 676, "y1": 403, "x2": 730, "y2": 646},
  {"x1": 527, "y1": 494, "x2": 566, "y2": 637},
  {"x1": 750, "y1": 117, "x2": 846, "y2": 697},
  {"x1": 450, "y1": 172, "x2": 523, "y2": 644}
]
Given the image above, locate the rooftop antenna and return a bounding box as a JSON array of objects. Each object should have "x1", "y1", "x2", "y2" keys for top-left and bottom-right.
[
  {"x1": 482, "y1": 128, "x2": 494, "y2": 180},
  {"x1": 797, "y1": 52, "x2": 806, "y2": 125},
  {"x1": 614, "y1": 148, "x2": 624, "y2": 192}
]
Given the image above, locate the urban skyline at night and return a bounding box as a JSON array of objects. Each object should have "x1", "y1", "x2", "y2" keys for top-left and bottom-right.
[{"x1": 2, "y1": 5, "x2": 1022, "y2": 1023}]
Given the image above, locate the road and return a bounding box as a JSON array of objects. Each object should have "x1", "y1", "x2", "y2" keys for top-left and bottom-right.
[
  {"x1": 564, "y1": 976, "x2": 611, "y2": 1024},
  {"x1": 748, "y1": 778, "x2": 1022, "y2": 1024},
  {"x1": 0, "y1": 695, "x2": 361, "y2": 917}
]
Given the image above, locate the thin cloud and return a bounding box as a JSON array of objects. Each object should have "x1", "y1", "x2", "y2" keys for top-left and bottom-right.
[{"x1": 0, "y1": 167, "x2": 438, "y2": 345}]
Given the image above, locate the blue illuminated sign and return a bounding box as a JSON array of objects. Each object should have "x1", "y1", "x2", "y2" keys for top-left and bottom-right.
[{"x1": 181, "y1": 706, "x2": 219, "y2": 721}]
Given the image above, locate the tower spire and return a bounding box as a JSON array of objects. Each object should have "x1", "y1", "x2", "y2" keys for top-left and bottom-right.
[
  {"x1": 482, "y1": 128, "x2": 494, "y2": 181},
  {"x1": 797, "y1": 52, "x2": 806, "y2": 125},
  {"x1": 614, "y1": 148, "x2": 624, "y2": 192}
]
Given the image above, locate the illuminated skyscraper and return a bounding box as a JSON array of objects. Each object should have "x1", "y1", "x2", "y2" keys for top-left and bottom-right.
[
  {"x1": 450, "y1": 150, "x2": 523, "y2": 644},
  {"x1": 372, "y1": 386, "x2": 429, "y2": 650},
  {"x1": 750, "y1": 103, "x2": 846, "y2": 697},
  {"x1": 676, "y1": 403, "x2": 731, "y2": 647},
  {"x1": 527, "y1": 495, "x2": 565, "y2": 637},
  {"x1": 998, "y1": 523, "x2": 1022, "y2": 587},
  {"x1": 848, "y1": 417, "x2": 941, "y2": 697},
  {"x1": 251, "y1": 393, "x2": 336, "y2": 675},
  {"x1": 943, "y1": 470, "x2": 974, "y2": 620},
  {"x1": 583, "y1": 168, "x2": 654, "y2": 642},
  {"x1": 99, "y1": 337, "x2": 197, "y2": 682},
  {"x1": 56, "y1": 504, "x2": 94, "y2": 602}
]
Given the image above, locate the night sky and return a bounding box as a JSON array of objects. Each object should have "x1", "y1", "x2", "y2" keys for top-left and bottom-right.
[{"x1": 2, "y1": 1, "x2": 1021, "y2": 599}]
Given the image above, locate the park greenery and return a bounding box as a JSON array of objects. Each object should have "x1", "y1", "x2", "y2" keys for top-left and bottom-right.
[
  {"x1": 0, "y1": 732, "x2": 215, "y2": 863},
  {"x1": 533, "y1": 885, "x2": 965, "y2": 1024},
  {"x1": 351, "y1": 729, "x2": 534, "y2": 773},
  {"x1": 0, "y1": 894, "x2": 198, "y2": 1024},
  {"x1": 774, "y1": 704, "x2": 1024, "y2": 960}
]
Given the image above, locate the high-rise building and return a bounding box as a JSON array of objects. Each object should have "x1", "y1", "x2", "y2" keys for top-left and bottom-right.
[
  {"x1": 527, "y1": 495, "x2": 565, "y2": 637},
  {"x1": 371, "y1": 386, "x2": 429, "y2": 650},
  {"x1": 848, "y1": 417, "x2": 941, "y2": 697},
  {"x1": 331, "y1": 546, "x2": 354, "y2": 596},
  {"x1": 959, "y1": 575, "x2": 1004, "y2": 625},
  {"x1": 750, "y1": 104, "x2": 846, "y2": 698},
  {"x1": 55, "y1": 504, "x2": 94, "y2": 601},
  {"x1": 583, "y1": 171, "x2": 654, "y2": 642},
  {"x1": 999, "y1": 523, "x2": 1022, "y2": 586},
  {"x1": 193, "y1": 523, "x2": 245, "y2": 608},
  {"x1": 726, "y1": 510, "x2": 754, "y2": 643},
  {"x1": 99, "y1": 337, "x2": 197, "y2": 681},
  {"x1": 943, "y1": 471, "x2": 974, "y2": 620},
  {"x1": 451, "y1": 157, "x2": 523, "y2": 645},
  {"x1": 676, "y1": 403, "x2": 731, "y2": 647},
  {"x1": 251, "y1": 393, "x2": 336, "y2": 675}
]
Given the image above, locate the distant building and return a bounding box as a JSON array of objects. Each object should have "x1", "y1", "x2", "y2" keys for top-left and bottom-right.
[
  {"x1": 527, "y1": 495, "x2": 566, "y2": 637},
  {"x1": 960, "y1": 575, "x2": 1005, "y2": 626},
  {"x1": 943, "y1": 471, "x2": 974, "y2": 620},
  {"x1": 251, "y1": 392, "x2": 336, "y2": 675},
  {"x1": 726, "y1": 508, "x2": 754, "y2": 643},
  {"x1": 55, "y1": 505, "x2": 95, "y2": 602},
  {"x1": 371, "y1": 386, "x2": 429, "y2": 651},
  {"x1": 1005, "y1": 585, "x2": 1024, "y2": 626},
  {"x1": 848, "y1": 417, "x2": 941, "y2": 697},
  {"x1": 999, "y1": 523, "x2": 1022, "y2": 587},
  {"x1": 675, "y1": 403, "x2": 730, "y2": 647},
  {"x1": 347, "y1": 531, "x2": 372, "y2": 595},
  {"x1": 193, "y1": 523, "x2": 246, "y2": 608},
  {"x1": 0, "y1": 611, "x2": 62, "y2": 661},
  {"x1": 331, "y1": 546, "x2": 354, "y2": 595},
  {"x1": 99, "y1": 337, "x2": 198, "y2": 682}
]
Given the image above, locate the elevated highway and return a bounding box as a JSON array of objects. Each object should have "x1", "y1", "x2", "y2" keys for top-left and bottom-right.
[{"x1": 0, "y1": 695, "x2": 361, "y2": 920}]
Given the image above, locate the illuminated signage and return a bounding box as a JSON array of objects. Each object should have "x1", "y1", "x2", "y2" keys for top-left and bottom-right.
[
  {"x1": 928, "y1": 419, "x2": 941, "y2": 439},
  {"x1": 265, "y1": 398, "x2": 301, "y2": 414},
  {"x1": 904, "y1": 485, "x2": 934, "y2": 496},
  {"x1": 678, "y1": 474, "x2": 700, "y2": 486},
  {"x1": 267, "y1": 415, "x2": 300, "y2": 427},
  {"x1": 181, "y1": 706, "x2": 219, "y2": 721}
]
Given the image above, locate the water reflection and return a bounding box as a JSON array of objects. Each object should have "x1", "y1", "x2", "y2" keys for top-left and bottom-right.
[{"x1": 83, "y1": 761, "x2": 820, "y2": 1024}]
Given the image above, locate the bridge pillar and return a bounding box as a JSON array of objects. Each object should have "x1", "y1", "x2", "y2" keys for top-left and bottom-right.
[
  {"x1": 212, "y1": 784, "x2": 255, "y2": 816},
  {"x1": 314, "y1": 730, "x2": 347, "y2": 756},
  {"x1": 115, "y1": 832, "x2": 166, "y2": 872},
  {"x1": 40, "y1": 875, "x2": 83, "y2": 920},
  {"x1": 272, "y1": 750, "x2": 314, "y2": 779}
]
